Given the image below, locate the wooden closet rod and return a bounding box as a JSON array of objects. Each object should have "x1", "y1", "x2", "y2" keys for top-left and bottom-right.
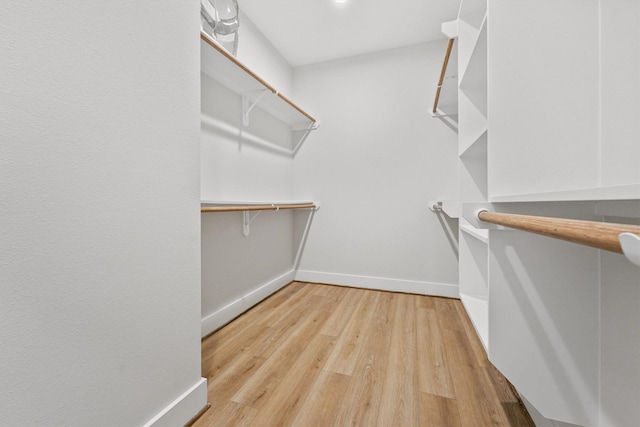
[
  {"x1": 432, "y1": 38, "x2": 455, "y2": 114},
  {"x1": 201, "y1": 203, "x2": 316, "y2": 213},
  {"x1": 477, "y1": 210, "x2": 640, "y2": 254},
  {"x1": 200, "y1": 32, "x2": 276, "y2": 93},
  {"x1": 200, "y1": 31, "x2": 317, "y2": 124}
]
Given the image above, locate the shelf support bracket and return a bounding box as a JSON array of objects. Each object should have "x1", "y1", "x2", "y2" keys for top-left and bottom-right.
[
  {"x1": 242, "y1": 89, "x2": 270, "y2": 127},
  {"x1": 292, "y1": 122, "x2": 320, "y2": 155},
  {"x1": 242, "y1": 210, "x2": 263, "y2": 237}
]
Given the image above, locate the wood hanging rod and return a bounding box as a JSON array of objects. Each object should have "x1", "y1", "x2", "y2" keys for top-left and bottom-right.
[
  {"x1": 477, "y1": 210, "x2": 640, "y2": 254},
  {"x1": 200, "y1": 32, "x2": 316, "y2": 124},
  {"x1": 200, "y1": 32, "x2": 276, "y2": 93},
  {"x1": 201, "y1": 203, "x2": 316, "y2": 213},
  {"x1": 432, "y1": 38, "x2": 455, "y2": 114}
]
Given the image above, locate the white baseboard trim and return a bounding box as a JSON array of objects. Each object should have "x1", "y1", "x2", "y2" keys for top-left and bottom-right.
[
  {"x1": 143, "y1": 377, "x2": 208, "y2": 427},
  {"x1": 294, "y1": 270, "x2": 459, "y2": 298},
  {"x1": 201, "y1": 269, "x2": 296, "y2": 337}
]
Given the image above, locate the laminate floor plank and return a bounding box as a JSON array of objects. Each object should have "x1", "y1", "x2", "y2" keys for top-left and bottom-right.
[
  {"x1": 323, "y1": 290, "x2": 380, "y2": 376},
  {"x1": 416, "y1": 307, "x2": 456, "y2": 398},
  {"x1": 194, "y1": 282, "x2": 534, "y2": 427},
  {"x1": 202, "y1": 354, "x2": 266, "y2": 413},
  {"x1": 195, "y1": 401, "x2": 257, "y2": 427},
  {"x1": 319, "y1": 287, "x2": 365, "y2": 337},
  {"x1": 291, "y1": 370, "x2": 350, "y2": 427},
  {"x1": 310, "y1": 284, "x2": 349, "y2": 312},
  {"x1": 454, "y1": 298, "x2": 491, "y2": 368},
  {"x1": 416, "y1": 294, "x2": 436, "y2": 309},
  {"x1": 418, "y1": 392, "x2": 462, "y2": 427},
  {"x1": 244, "y1": 306, "x2": 308, "y2": 359},
  {"x1": 257, "y1": 283, "x2": 318, "y2": 327},
  {"x1": 376, "y1": 293, "x2": 418, "y2": 427},
  {"x1": 231, "y1": 308, "x2": 331, "y2": 408},
  {"x1": 249, "y1": 334, "x2": 336, "y2": 426},
  {"x1": 333, "y1": 291, "x2": 395, "y2": 426},
  {"x1": 201, "y1": 322, "x2": 271, "y2": 380}
]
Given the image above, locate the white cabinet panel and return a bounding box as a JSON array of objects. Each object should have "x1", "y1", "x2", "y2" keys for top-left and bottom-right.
[
  {"x1": 599, "y1": 250, "x2": 640, "y2": 426},
  {"x1": 488, "y1": 0, "x2": 600, "y2": 197},
  {"x1": 600, "y1": 0, "x2": 640, "y2": 187},
  {"x1": 488, "y1": 230, "x2": 599, "y2": 426}
]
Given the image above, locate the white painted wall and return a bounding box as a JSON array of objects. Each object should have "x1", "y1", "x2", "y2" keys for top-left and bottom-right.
[
  {"x1": 236, "y1": 11, "x2": 294, "y2": 96},
  {"x1": 0, "y1": 2, "x2": 206, "y2": 425},
  {"x1": 200, "y1": 16, "x2": 299, "y2": 336},
  {"x1": 292, "y1": 42, "x2": 460, "y2": 296}
]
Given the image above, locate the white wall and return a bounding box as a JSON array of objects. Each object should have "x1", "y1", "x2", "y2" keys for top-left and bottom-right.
[
  {"x1": 0, "y1": 2, "x2": 206, "y2": 426},
  {"x1": 236, "y1": 11, "x2": 294, "y2": 96},
  {"x1": 292, "y1": 42, "x2": 460, "y2": 296},
  {"x1": 200, "y1": 16, "x2": 300, "y2": 336}
]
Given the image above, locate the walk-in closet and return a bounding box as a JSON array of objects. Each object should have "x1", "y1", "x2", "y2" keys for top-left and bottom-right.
[{"x1": 2, "y1": 1, "x2": 639, "y2": 426}]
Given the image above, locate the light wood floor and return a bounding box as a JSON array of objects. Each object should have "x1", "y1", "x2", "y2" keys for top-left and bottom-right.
[{"x1": 193, "y1": 282, "x2": 534, "y2": 426}]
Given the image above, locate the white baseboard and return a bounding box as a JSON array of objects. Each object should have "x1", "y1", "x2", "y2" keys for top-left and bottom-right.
[
  {"x1": 294, "y1": 270, "x2": 459, "y2": 298},
  {"x1": 201, "y1": 269, "x2": 296, "y2": 337},
  {"x1": 143, "y1": 377, "x2": 208, "y2": 427}
]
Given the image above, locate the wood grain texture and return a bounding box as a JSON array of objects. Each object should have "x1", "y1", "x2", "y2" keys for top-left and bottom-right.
[
  {"x1": 377, "y1": 293, "x2": 418, "y2": 426},
  {"x1": 193, "y1": 282, "x2": 534, "y2": 427},
  {"x1": 333, "y1": 291, "x2": 395, "y2": 426},
  {"x1": 433, "y1": 38, "x2": 455, "y2": 113},
  {"x1": 323, "y1": 290, "x2": 380, "y2": 375},
  {"x1": 416, "y1": 307, "x2": 456, "y2": 398},
  {"x1": 478, "y1": 210, "x2": 640, "y2": 253}
]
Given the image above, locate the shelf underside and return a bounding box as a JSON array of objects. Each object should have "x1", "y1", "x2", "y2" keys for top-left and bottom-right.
[{"x1": 200, "y1": 32, "x2": 316, "y2": 128}]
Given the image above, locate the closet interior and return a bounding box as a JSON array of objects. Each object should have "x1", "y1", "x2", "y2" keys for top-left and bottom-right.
[{"x1": 200, "y1": 1, "x2": 640, "y2": 426}]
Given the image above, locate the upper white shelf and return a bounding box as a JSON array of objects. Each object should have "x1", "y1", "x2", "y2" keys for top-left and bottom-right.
[
  {"x1": 200, "y1": 32, "x2": 317, "y2": 129},
  {"x1": 459, "y1": 15, "x2": 487, "y2": 92},
  {"x1": 489, "y1": 184, "x2": 640, "y2": 203},
  {"x1": 201, "y1": 200, "x2": 318, "y2": 211}
]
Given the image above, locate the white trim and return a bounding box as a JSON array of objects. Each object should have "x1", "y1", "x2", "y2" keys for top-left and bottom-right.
[
  {"x1": 142, "y1": 377, "x2": 208, "y2": 427},
  {"x1": 201, "y1": 269, "x2": 295, "y2": 337},
  {"x1": 294, "y1": 270, "x2": 459, "y2": 298}
]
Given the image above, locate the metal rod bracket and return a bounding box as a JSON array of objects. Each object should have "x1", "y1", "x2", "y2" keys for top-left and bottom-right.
[
  {"x1": 242, "y1": 89, "x2": 270, "y2": 126},
  {"x1": 242, "y1": 210, "x2": 262, "y2": 237}
]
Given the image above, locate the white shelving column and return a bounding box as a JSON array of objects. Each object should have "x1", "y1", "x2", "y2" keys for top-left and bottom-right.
[{"x1": 456, "y1": 0, "x2": 489, "y2": 351}]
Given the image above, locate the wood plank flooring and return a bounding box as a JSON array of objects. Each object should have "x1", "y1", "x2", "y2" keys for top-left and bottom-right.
[{"x1": 193, "y1": 282, "x2": 534, "y2": 427}]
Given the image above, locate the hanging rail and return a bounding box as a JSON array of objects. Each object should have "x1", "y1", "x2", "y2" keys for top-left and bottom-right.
[
  {"x1": 200, "y1": 32, "x2": 317, "y2": 125},
  {"x1": 477, "y1": 210, "x2": 640, "y2": 254},
  {"x1": 201, "y1": 203, "x2": 316, "y2": 213},
  {"x1": 432, "y1": 38, "x2": 455, "y2": 114},
  {"x1": 200, "y1": 31, "x2": 276, "y2": 93}
]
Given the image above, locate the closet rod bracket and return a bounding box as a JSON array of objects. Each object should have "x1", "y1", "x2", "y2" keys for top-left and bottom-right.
[
  {"x1": 619, "y1": 233, "x2": 640, "y2": 267},
  {"x1": 242, "y1": 210, "x2": 263, "y2": 237},
  {"x1": 242, "y1": 89, "x2": 270, "y2": 127}
]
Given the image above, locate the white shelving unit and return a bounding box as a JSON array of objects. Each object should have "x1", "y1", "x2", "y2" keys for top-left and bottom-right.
[
  {"x1": 200, "y1": 31, "x2": 318, "y2": 149},
  {"x1": 456, "y1": 0, "x2": 489, "y2": 351}
]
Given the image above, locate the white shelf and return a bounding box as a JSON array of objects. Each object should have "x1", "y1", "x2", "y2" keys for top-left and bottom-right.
[
  {"x1": 201, "y1": 199, "x2": 317, "y2": 208},
  {"x1": 460, "y1": 128, "x2": 487, "y2": 158},
  {"x1": 200, "y1": 32, "x2": 316, "y2": 130},
  {"x1": 457, "y1": 11, "x2": 486, "y2": 80},
  {"x1": 441, "y1": 199, "x2": 461, "y2": 218},
  {"x1": 458, "y1": 0, "x2": 487, "y2": 22},
  {"x1": 460, "y1": 293, "x2": 489, "y2": 351},
  {"x1": 460, "y1": 223, "x2": 489, "y2": 243},
  {"x1": 489, "y1": 184, "x2": 640, "y2": 203},
  {"x1": 459, "y1": 15, "x2": 487, "y2": 91}
]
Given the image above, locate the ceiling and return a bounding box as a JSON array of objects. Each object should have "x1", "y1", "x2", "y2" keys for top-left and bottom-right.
[{"x1": 239, "y1": 0, "x2": 461, "y2": 67}]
